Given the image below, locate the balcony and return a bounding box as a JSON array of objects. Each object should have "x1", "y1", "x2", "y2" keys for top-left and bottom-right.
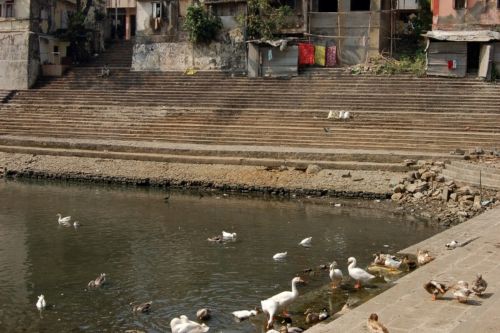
[{"x1": 106, "y1": 0, "x2": 136, "y2": 9}]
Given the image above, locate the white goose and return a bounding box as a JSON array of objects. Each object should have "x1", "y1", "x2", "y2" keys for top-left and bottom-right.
[
  {"x1": 347, "y1": 257, "x2": 375, "y2": 289},
  {"x1": 261, "y1": 298, "x2": 279, "y2": 329},
  {"x1": 273, "y1": 252, "x2": 287, "y2": 260},
  {"x1": 329, "y1": 261, "x2": 343, "y2": 288},
  {"x1": 298, "y1": 237, "x2": 312, "y2": 247},
  {"x1": 266, "y1": 277, "x2": 304, "y2": 316},
  {"x1": 170, "y1": 315, "x2": 209, "y2": 333},
  {"x1": 222, "y1": 231, "x2": 237, "y2": 240},
  {"x1": 56, "y1": 213, "x2": 71, "y2": 226},
  {"x1": 36, "y1": 295, "x2": 46, "y2": 311}
]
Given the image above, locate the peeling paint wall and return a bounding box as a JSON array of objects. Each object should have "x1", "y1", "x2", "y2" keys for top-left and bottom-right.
[
  {"x1": 432, "y1": 0, "x2": 500, "y2": 30},
  {"x1": 132, "y1": 40, "x2": 246, "y2": 71}
]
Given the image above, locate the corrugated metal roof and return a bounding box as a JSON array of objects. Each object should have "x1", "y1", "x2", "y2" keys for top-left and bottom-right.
[{"x1": 424, "y1": 30, "x2": 500, "y2": 42}]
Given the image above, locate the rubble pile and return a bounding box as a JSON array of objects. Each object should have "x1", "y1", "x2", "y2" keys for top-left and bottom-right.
[{"x1": 390, "y1": 160, "x2": 499, "y2": 227}]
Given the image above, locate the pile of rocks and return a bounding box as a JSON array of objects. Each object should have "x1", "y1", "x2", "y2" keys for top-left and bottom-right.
[{"x1": 390, "y1": 160, "x2": 498, "y2": 226}]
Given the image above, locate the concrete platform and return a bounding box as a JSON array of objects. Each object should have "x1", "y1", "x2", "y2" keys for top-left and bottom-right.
[{"x1": 306, "y1": 206, "x2": 500, "y2": 333}]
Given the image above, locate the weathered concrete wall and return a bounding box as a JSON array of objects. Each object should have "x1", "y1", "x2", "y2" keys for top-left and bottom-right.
[
  {"x1": 0, "y1": 31, "x2": 30, "y2": 89},
  {"x1": 433, "y1": 0, "x2": 500, "y2": 30},
  {"x1": 14, "y1": 0, "x2": 31, "y2": 19},
  {"x1": 132, "y1": 40, "x2": 246, "y2": 71}
]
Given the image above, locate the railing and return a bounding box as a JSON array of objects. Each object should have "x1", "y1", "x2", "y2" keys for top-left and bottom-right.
[{"x1": 105, "y1": 0, "x2": 136, "y2": 9}]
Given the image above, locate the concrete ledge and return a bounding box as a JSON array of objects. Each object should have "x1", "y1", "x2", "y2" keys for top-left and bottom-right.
[
  {"x1": 306, "y1": 206, "x2": 500, "y2": 332},
  {"x1": 443, "y1": 161, "x2": 500, "y2": 189}
]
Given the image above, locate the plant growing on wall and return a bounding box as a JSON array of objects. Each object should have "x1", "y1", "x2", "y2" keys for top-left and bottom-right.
[
  {"x1": 239, "y1": 0, "x2": 292, "y2": 40},
  {"x1": 184, "y1": 4, "x2": 223, "y2": 44}
]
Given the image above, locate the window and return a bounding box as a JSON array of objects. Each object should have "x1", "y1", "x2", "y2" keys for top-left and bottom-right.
[
  {"x1": 454, "y1": 0, "x2": 466, "y2": 9},
  {"x1": 0, "y1": 0, "x2": 14, "y2": 18},
  {"x1": 351, "y1": 0, "x2": 370, "y2": 11},
  {"x1": 318, "y1": 0, "x2": 338, "y2": 12},
  {"x1": 152, "y1": 2, "x2": 161, "y2": 19}
]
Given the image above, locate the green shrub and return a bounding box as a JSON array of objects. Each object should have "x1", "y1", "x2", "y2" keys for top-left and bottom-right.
[
  {"x1": 238, "y1": 0, "x2": 292, "y2": 40},
  {"x1": 184, "y1": 4, "x2": 222, "y2": 44}
]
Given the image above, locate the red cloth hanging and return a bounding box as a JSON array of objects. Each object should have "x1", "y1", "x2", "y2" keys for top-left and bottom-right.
[
  {"x1": 326, "y1": 46, "x2": 337, "y2": 67},
  {"x1": 298, "y1": 43, "x2": 315, "y2": 66}
]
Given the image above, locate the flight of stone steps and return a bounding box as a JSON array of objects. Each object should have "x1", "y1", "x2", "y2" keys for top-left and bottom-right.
[
  {"x1": 80, "y1": 39, "x2": 134, "y2": 68},
  {"x1": 0, "y1": 65, "x2": 499, "y2": 171}
]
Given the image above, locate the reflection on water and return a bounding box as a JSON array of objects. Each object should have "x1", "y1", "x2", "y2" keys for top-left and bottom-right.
[{"x1": 0, "y1": 180, "x2": 438, "y2": 332}]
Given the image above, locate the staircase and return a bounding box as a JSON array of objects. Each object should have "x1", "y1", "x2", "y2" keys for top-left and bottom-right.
[
  {"x1": 81, "y1": 39, "x2": 134, "y2": 68},
  {"x1": 0, "y1": 67, "x2": 499, "y2": 171}
]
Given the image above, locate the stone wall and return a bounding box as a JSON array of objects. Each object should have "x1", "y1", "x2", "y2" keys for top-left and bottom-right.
[
  {"x1": 132, "y1": 40, "x2": 246, "y2": 71},
  {"x1": 0, "y1": 31, "x2": 30, "y2": 90}
]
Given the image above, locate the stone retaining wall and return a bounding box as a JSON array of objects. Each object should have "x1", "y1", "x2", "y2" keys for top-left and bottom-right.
[{"x1": 443, "y1": 160, "x2": 500, "y2": 190}]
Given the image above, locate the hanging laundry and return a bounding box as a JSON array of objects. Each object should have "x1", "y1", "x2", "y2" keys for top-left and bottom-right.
[
  {"x1": 298, "y1": 43, "x2": 315, "y2": 66},
  {"x1": 315, "y1": 45, "x2": 326, "y2": 66},
  {"x1": 268, "y1": 49, "x2": 273, "y2": 61},
  {"x1": 326, "y1": 45, "x2": 337, "y2": 67}
]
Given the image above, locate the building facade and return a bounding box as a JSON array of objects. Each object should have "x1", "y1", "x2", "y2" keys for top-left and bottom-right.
[{"x1": 425, "y1": 0, "x2": 500, "y2": 78}]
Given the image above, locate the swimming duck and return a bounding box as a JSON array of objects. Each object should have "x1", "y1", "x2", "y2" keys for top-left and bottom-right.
[
  {"x1": 131, "y1": 301, "x2": 152, "y2": 313},
  {"x1": 207, "y1": 235, "x2": 223, "y2": 243},
  {"x1": 347, "y1": 257, "x2": 375, "y2": 288},
  {"x1": 232, "y1": 308, "x2": 259, "y2": 321},
  {"x1": 266, "y1": 277, "x2": 305, "y2": 316},
  {"x1": 196, "y1": 308, "x2": 211, "y2": 321},
  {"x1": 261, "y1": 298, "x2": 279, "y2": 329},
  {"x1": 384, "y1": 255, "x2": 402, "y2": 270},
  {"x1": 424, "y1": 280, "x2": 448, "y2": 300},
  {"x1": 222, "y1": 231, "x2": 237, "y2": 240},
  {"x1": 88, "y1": 273, "x2": 106, "y2": 288},
  {"x1": 452, "y1": 281, "x2": 472, "y2": 303},
  {"x1": 304, "y1": 308, "x2": 320, "y2": 324},
  {"x1": 417, "y1": 249, "x2": 434, "y2": 265},
  {"x1": 56, "y1": 213, "x2": 71, "y2": 225},
  {"x1": 372, "y1": 253, "x2": 387, "y2": 266},
  {"x1": 298, "y1": 237, "x2": 312, "y2": 247},
  {"x1": 36, "y1": 295, "x2": 46, "y2": 311},
  {"x1": 170, "y1": 315, "x2": 209, "y2": 333},
  {"x1": 471, "y1": 273, "x2": 487, "y2": 296},
  {"x1": 367, "y1": 313, "x2": 388, "y2": 333},
  {"x1": 273, "y1": 252, "x2": 287, "y2": 260},
  {"x1": 73, "y1": 221, "x2": 81, "y2": 228},
  {"x1": 329, "y1": 261, "x2": 343, "y2": 289}
]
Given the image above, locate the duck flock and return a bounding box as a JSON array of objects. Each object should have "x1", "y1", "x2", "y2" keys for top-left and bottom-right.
[{"x1": 41, "y1": 214, "x2": 487, "y2": 333}]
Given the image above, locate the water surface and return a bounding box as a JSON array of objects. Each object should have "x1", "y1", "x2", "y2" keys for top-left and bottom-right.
[{"x1": 0, "y1": 180, "x2": 438, "y2": 332}]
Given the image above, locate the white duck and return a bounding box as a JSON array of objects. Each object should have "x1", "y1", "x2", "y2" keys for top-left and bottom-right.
[
  {"x1": 348, "y1": 257, "x2": 375, "y2": 289},
  {"x1": 329, "y1": 261, "x2": 343, "y2": 288},
  {"x1": 452, "y1": 281, "x2": 472, "y2": 303},
  {"x1": 222, "y1": 231, "x2": 237, "y2": 240},
  {"x1": 384, "y1": 255, "x2": 402, "y2": 270},
  {"x1": 266, "y1": 277, "x2": 304, "y2": 316},
  {"x1": 261, "y1": 298, "x2": 279, "y2": 329},
  {"x1": 170, "y1": 315, "x2": 209, "y2": 333},
  {"x1": 36, "y1": 295, "x2": 46, "y2": 310},
  {"x1": 56, "y1": 213, "x2": 71, "y2": 226},
  {"x1": 298, "y1": 237, "x2": 312, "y2": 247},
  {"x1": 232, "y1": 309, "x2": 259, "y2": 321},
  {"x1": 273, "y1": 252, "x2": 287, "y2": 260}
]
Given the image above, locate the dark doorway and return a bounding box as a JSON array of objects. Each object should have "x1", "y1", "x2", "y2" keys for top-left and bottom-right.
[
  {"x1": 130, "y1": 15, "x2": 136, "y2": 37},
  {"x1": 319, "y1": 0, "x2": 338, "y2": 12},
  {"x1": 467, "y1": 42, "x2": 480, "y2": 73},
  {"x1": 351, "y1": 0, "x2": 370, "y2": 11}
]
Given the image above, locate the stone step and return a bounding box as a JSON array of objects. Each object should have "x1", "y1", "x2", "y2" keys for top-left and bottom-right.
[{"x1": 0, "y1": 135, "x2": 458, "y2": 164}]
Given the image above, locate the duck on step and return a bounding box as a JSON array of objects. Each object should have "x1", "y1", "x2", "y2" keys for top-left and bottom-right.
[{"x1": 261, "y1": 277, "x2": 305, "y2": 328}]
